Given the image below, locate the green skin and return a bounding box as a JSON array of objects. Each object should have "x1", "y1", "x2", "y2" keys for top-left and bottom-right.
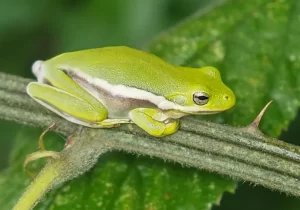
[{"x1": 26, "y1": 46, "x2": 236, "y2": 137}]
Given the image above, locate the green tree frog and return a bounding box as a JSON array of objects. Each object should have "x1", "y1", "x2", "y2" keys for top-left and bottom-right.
[{"x1": 26, "y1": 46, "x2": 235, "y2": 137}]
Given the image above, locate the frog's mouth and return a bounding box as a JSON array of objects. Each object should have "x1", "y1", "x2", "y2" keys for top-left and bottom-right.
[
  {"x1": 180, "y1": 108, "x2": 231, "y2": 115},
  {"x1": 188, "y1": 110, "x2": 222, "y2": 115},
  {"x1": 196, "y1": 111, "x2": 221, "y2": 115}
]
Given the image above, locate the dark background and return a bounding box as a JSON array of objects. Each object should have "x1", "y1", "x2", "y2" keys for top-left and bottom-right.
[{"x1": 1, "y1": 1, "x2": 300, "y2": 210}]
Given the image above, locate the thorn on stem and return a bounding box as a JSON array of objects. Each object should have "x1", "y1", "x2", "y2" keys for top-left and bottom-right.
[
  {"x1": 39, "y1": 120, "x2": 59, "y2": 150},
  {"x1": 24, "y1": 121, "x2": 60, "y2": 178},
  {"x1": 246, "y1": 100, "x2": 273, "y2": 133},
  {"x1": 64, "y1": 135, "x2": 76, "y2": 149},
  {"x1": 251, "y1": 100, "x2": 273, "y2": 128}
]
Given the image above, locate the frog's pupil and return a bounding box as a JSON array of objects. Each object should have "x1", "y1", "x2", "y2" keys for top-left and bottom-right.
[{"x1": 198, "y1": 96, "x2": 208, "y2": 100}]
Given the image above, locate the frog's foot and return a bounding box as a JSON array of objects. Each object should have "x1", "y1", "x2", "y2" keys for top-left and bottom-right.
[
  {"x1": 94, "y1": 118, "x2": 132, "y2": 128},
  {"x1": 129, "y1": 108, "x2": 180, "y2": 137}
]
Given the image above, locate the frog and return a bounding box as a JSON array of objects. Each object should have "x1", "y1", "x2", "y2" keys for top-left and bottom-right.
[{"x1": 26, "y1": 46, "x2": 235, "y2": 137}]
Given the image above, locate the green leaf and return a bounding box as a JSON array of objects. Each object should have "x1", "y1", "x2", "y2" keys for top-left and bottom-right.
[
  {"x1": 0, "y1": 126, "x2": 236, "y2": 210},
  {"x1": 149, "y1": 0, "x2": 300, "y2": 137}
]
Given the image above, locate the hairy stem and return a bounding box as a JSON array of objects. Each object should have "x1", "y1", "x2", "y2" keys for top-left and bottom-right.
[
  {"x1": 13, "y1": 160, "x2": 62, "y2": 210},
  {"x1": 1, "y1": 72, "x2": 300, "y2": 197},
  {"x1": 13, "y1": 131, "x2": 109, "y2": 210}
]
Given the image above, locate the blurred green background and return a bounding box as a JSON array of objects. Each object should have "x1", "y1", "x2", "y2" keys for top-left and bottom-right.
[{"x1": 1, "y1": 0, "x2": 300, "y2": 210}]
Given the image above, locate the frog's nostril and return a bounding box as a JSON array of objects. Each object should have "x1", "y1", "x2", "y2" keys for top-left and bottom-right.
[{"x1": 224, "y1": 95, "x2": 229, "y2": 100}]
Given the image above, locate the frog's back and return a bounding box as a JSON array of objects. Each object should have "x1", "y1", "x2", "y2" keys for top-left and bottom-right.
[{"x1": 46, "y1": 46, "x2": 188, "y2": 95}]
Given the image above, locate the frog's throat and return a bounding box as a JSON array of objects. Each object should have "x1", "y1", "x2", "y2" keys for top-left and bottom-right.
[{"x1": 61, "y1": 67, "x2": 206, "y2": 113}]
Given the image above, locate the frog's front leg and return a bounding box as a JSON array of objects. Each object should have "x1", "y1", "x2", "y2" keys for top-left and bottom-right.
[{"x1": 129, "y1": 108, "x2": 180, "y2": 137}]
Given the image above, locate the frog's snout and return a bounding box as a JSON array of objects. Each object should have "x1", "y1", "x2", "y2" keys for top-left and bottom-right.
[{"x1": 223, "y1": 90, "x2": 236, "y2": 109}]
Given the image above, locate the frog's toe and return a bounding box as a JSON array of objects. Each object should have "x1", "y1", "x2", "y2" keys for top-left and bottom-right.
[{"x1": 129, "y1": 108, "x2": 179, "y2": 137}]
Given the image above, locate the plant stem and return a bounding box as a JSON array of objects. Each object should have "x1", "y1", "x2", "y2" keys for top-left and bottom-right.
[
  {"x1": 1, "y1": 72, "x2": 300, "y2": 197},
  {"x1": 12, "y1": 161, "x2": 62, "y2": 210},
  {"x1": 12, "y1": 130, "x2": 109, "y2": 210}
]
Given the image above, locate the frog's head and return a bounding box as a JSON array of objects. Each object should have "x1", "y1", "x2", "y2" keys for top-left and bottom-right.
[{"x1": 167, "y1": 66, "x2": 236, "y2": 114}]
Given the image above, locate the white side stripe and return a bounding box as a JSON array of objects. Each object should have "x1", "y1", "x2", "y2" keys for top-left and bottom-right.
[{"x1": 71, "y1": 69, "x2": 202, "y2": 112}]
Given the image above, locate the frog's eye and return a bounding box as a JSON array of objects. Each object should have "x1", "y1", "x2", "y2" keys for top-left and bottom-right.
[{"x1": 193, "y1": 92, "x2": 209, "y2": 105}]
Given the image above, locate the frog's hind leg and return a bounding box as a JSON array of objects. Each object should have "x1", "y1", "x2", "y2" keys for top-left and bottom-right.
[
  {"x1": 27, "y1": 82, "x2": 132, "y2": 128},
  {"x1": 28, "y1": 62, "x2": 114, "y2": 127},
  {"x1": 96, "y1": 118, "x2": 132, "y2": 127},
  {"x1": 32, "y1": 63, "x2": 107, "y2": 116},
  {"x1": 27, "y1": 82, "x2": 112, "y2": 127},
  {"x1": 29, "y1": 64, "x2": 133, "y2": 128}
]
